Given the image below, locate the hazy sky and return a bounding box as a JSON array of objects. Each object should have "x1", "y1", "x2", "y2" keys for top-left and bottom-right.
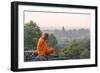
[{"x1": 24, "y1": 11, "x2": 91, "y2": 30}]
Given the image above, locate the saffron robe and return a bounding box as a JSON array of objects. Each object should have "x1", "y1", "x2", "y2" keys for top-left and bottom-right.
[{"x1": 37, "y1": 37, "x2": 54, "y2": 56}]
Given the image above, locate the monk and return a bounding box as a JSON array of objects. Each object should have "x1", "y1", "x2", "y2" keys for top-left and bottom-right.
[{"x1": 36, "y1": 33, "x2": 54, "y2": 58}]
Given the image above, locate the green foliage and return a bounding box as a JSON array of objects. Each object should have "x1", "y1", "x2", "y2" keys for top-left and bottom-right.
[
  {"x1": 47, "y1": 34, "x2": 58, "y2": 48},
  {"x1": 59, "y1": 39, "x2": 90, "y2": 59},
  {"x1": 59, "y1": 50, "x2": 65, "y2": 57},
  {"x1": 24, "y1": 20, "x2": 42, "y2": 50},
  {"x1": 47, "y1": 34, "x2": 58, "y2": 54}
]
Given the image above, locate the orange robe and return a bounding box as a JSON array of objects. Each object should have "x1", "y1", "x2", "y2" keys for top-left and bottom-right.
[{"x1": 37, "y1": 37, "x2": 54, "y2": 56}]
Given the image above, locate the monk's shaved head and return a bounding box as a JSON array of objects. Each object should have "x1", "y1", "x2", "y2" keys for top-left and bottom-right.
[
  {"x1": 44, "y1": 33, "x2": 48, "y2": 38},
  {"x1": 43, "y1": 33, "x2": 49, "y2": 40}
]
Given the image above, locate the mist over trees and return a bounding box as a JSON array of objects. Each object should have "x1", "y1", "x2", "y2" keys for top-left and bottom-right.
[
  {"x1": 41, "y1": 26, "x2": 90, "y2": 59},
  {"x1": 59, "y1": 39, "x2": 90, "y2": 59},
  {"x1": 24, "y1": 20, "x2": 90, "y2": 61}
]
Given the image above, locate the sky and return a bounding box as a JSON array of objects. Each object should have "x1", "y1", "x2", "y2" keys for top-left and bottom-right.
[{"x1": 24, "y1": 11, "x2": 91, "y2": 30}]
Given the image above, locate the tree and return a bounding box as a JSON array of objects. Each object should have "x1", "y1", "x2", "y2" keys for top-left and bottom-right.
[
  {"x1": 24, "y1": 20, "x2": 42, "y2": 50},
  {"x1": 47, "y1": 34, "x2": 57, "y2": 48},
  {"x1": 47, "y1": 34, "x2": 58, "y2": 55},
  {"x1": 59, "y1": 39, "x2": 90, "y2": 59}
]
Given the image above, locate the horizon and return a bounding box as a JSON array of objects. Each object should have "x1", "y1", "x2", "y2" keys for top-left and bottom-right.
[
  {"x1": 41, "y1": 27, "x2": 90, "y2": 31},
  {"x1": 24, "y1": 11, "x2": 91, "y2": 30}
]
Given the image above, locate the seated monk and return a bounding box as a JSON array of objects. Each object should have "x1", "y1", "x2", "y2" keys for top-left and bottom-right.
[{"x1": 36, "y1": 33, "x2": 54, "y2": 58}]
